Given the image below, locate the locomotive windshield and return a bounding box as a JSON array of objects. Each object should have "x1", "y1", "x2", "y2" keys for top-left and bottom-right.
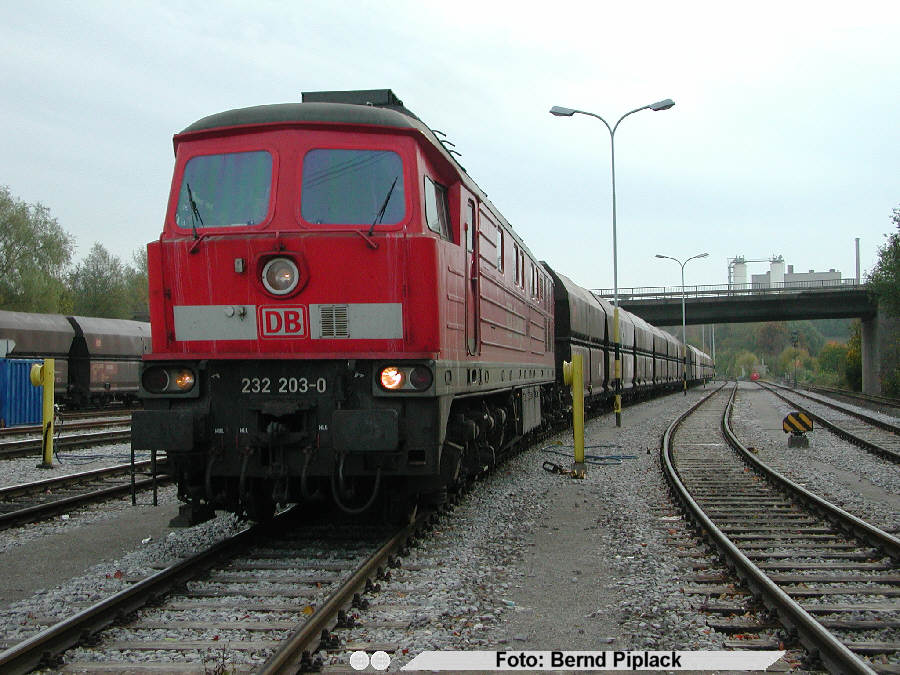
[
  {"x1": 301, "y1": 149, "x2": 404, "y2": 225},
  {"x1": 175, "y1": 151, "x2": 272, "y2": 229}
]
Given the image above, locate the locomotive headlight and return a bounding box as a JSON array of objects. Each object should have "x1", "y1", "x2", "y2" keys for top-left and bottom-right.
[
  {"x1": 174, "y1": 370, "x2": 196, "y2": 391},
  {"x1": 379, "y1": 366, "x2": 404, "y2": 390},
  {"x1": 408, "y1": 366, "x2": 433, "y2": 391},
  {"x1": 141, "y1": 365, "x2": 197, "y2": 395},
  {"x1": 142, "y1": 367, "x2": 170, "y2": 394},
  {"x1": 377, "y1": 365, "x2": 433, "y2": 392},
  {"x1": 262, "y1": 257, "x2": 299, "y2": 295}
]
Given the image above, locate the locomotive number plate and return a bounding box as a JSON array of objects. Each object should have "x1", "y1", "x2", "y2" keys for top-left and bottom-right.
[{"x1": 240, "y1": 376, "x2": 327, "y2": 394}]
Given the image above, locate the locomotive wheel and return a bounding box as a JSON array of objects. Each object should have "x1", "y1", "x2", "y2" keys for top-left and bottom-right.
[
  {"x1": 383, "y1": 491, "x2": 418, "y2": 524},
  {"x1": 486, "y1": 403, "x2": 506, "y2": 453},
  {"x1": 244, "y1": 481, "x2": 275, "y2": 522}
]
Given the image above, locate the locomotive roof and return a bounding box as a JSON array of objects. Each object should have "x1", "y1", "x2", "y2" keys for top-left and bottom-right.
[
  {"x1": 179, "y1": 102, "x2": 421, "y2": 136},
  {"x1": 176, "y1": 92, "x2": 540, "y2": 264}
]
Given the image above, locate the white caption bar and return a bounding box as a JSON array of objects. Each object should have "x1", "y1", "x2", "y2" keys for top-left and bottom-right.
[{"x1": 401, "y1": 650, "x2": 786, "y2": 671}]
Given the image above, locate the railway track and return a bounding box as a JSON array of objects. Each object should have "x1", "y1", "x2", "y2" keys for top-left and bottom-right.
[
  {"x1": 0, "y1": 427, "x2": 131, "y2": 460},
  {"x1": 0, "y1": 461, "x2": 169, "y2": 531},
  {"x1": 663, "y1": 383, "x2": 899, "y2": 674},
  {"x1": 758, "y1": 381, "x2": 900, "y2": 464},
  {"x1": 802, "y1": 385, "x2": 900, "y2": 416},
  {"x1": 56, "y1": 407, "x2": 139, "y2": 420},
  {"x1": 0, "y1": 384, "x2": 708, "y2": 673},
  {"x1": 0, "y1": 507, "x2": 428, "y2": 674},
  {"x1": 0, "y1": 416, "x2": 131, "y2": 438}
]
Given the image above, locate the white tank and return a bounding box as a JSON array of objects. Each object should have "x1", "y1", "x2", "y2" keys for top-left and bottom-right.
[{"x1": 770, "y1": 257, "x2": 785, "y2": 285}]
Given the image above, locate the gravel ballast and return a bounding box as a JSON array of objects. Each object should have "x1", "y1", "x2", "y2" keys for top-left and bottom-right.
[
  {"x1": 0, "y1": 440, "x2": 148, "y2": 489},
  {"x1": 5, "y1": 382, "x2": 894, "y2": 672}
]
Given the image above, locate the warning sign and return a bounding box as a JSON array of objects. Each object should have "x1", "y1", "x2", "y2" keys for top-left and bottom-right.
[{"x1": 783, "y1": 412, "x2": 813, "y2": 434}]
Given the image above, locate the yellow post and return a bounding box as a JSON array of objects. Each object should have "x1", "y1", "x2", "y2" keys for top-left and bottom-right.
[
  {"x1": 562, "y1": 353, "x2": 585, "y2": 476},
  {"x1": 30, "y1": 359, "x2": 55, "y2": 468}
]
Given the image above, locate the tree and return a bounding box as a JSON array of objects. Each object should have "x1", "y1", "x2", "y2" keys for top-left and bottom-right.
[
  {"x1": 867, "y1": 205, "x2": 900, "y2": 317},
  {"x1": 845, "y1": 321, "x2": 862, "y2": 391},
  {"x1": 69, "y1": 243, "x2": 130, "y2": 318},
  {"x1": 734, "y1": 350, "x2": 759, "y2": 378},
  {"x1": 777, "y1": 346, "x2": 812, "y2": 382},
  {"x1": 754, "y1": 322, "x2": 789, "y2": 360},
  {"x1": 0, "y1": 185, "x2": 74, "y2": 312},
  {"x1": 124, "y1": 248, "x2": 149, "y2": 320},
  {"x1": 817, "y1": 341, "x2": 848, "y2": 377}
]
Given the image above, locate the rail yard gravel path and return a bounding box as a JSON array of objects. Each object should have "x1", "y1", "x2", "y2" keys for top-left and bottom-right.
[
  {"x1": 0, "y1": 441, "x2": 166, "y2": 563},
  {"x1": 450, "y1": 387, "x2": 730, "y2": 656},
  {"x1": 731, "y1": 383, "x2": 900, "y2": 533},
  {"x1": 5, "y1": 383, "x2": 893, "y2": 672}
]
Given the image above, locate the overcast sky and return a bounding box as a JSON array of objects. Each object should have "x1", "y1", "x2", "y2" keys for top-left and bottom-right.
[{"x1": 3, "y1": 1, "x2": 898, "y2": 292}]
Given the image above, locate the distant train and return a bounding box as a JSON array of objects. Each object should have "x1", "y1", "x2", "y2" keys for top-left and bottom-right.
[
  {"x1": 132, "y1": 89, "x2": 713, "y2": 520},
  {"x1": 0, "y1": 310, "x2": 151, "y2": 408}
]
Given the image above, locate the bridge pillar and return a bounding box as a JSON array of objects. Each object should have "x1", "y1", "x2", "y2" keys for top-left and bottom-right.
[{"x1": 861, "y1": 304, "x2": 899, "y2": 395}]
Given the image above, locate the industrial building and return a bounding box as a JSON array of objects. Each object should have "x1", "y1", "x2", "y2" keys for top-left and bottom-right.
[{"x1": 729, "y1": 255, "x2": 844, "y2": 289}]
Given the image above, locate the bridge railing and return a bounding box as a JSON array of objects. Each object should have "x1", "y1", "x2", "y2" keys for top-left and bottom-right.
[{"x1": 594, "y1": 278, "x2": 864, "y2": 301}]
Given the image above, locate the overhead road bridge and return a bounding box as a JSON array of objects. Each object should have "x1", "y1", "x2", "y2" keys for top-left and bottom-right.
[
  {"x1": 593, "y1": 281, "x2": 894, "y2": 396},
  {"x1": 594, "y1": 280, "x2": 874, "y2": 325}
]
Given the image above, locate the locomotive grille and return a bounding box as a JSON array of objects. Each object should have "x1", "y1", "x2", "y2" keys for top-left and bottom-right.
[{"x1": 319, "y1": 304, "x2": 349, "y2": 338}]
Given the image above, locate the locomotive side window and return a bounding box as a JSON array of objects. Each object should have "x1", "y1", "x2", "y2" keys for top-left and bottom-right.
[
  {"x1": 465, "y1": 201, "x2": 475, "y2": 253},
  {"x1": 497, "y1": 228, "x2": 504, "y2": 271},
  {"x1": 301, "y1": 149, "x2": 405, "y2": 225},
  {"x1": 176, "y1": 151, "x2": 272, "y2": 229},
  {"x1": 514, "y1": 244, "x2": 521, "y2": 285},
  {"x1": 424, "y1": 176, "x2": 452, "y2": 241},
  {"x1": 518, "y1": 249, "x2": 526, "y2": 289}
]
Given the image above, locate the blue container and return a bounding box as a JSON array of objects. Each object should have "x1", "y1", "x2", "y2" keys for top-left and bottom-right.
[{"x1": 0, "y1": 358, "x2": 43, "y2": 427}]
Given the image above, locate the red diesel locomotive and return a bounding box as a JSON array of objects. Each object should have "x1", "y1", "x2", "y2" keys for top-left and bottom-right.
[
  {"x1": 133, "y1": 90, "x2": 557, "y2": 520},
  {"x1": 133, "y1": 90, "x2": 712, "y2": 522}
]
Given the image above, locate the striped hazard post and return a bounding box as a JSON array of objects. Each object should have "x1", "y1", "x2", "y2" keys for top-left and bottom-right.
[{"x1": 783, "y1": 411, "x2": 813, "y2": 447}]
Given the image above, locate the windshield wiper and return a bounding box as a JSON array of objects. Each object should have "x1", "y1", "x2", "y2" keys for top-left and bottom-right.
[
  {"x1": 186, "y1": 183, "x2": 204, "y2": 240},
  {"x1": 369, "y1": 177, "x2": 398, "y2": 237}
]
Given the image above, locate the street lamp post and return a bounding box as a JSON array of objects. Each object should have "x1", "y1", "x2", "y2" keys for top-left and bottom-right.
[
  {"x1": 655, "y1": 252, "x2": 709, "y2": 394},
  {"x1": 550, "y1": 98, "x2": 674, "y2": 427}
]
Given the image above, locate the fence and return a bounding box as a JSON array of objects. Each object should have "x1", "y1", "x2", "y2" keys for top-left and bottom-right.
[{"x1": 594, "y1": 279, "x2": 863, "y2": 302}]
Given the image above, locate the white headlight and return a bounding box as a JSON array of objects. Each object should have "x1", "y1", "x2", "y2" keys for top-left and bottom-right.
[{"x1": 262, "y1": 257, "x2": 299, "y2": 295}]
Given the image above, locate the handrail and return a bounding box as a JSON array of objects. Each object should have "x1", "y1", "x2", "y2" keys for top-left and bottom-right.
[{"x1": 594, "y1": 279, "x2": 866, "y2": 301}]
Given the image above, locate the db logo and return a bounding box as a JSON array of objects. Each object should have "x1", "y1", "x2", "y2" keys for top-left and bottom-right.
[{"x1": 259, "y1": 306, "x2": 307, "y2": 338}]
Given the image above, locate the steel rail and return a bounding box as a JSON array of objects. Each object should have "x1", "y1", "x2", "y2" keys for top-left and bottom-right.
[
  {"x1": 661, "y1": 382, "x2": 883, "y2": 675},
  {"x1": 0, "y1": 429, "x2": 131, "y2": 459},
  {"x1": 0, "y1": 477, "x2": 166, "y2": 531},
  {"x1": 0, "y1": 515, "x2": 277, "y2": 675},
  {"x1": 758, "y1": 382, "x2": 900, "y2": 464},
  {"x1": 802, "y1": 384, "x2": 900, "y2": 412},
  {"x1": 0, "y1": 417, "x2": 131, "y2": 437},
  {"x1": 257, "y1": 511, "x2": 431, "y2": 674},
  {"x1": 0, "y1": 462, "x2": 171, "y2": 531},
  {"x1": 764, "y1": 381, "x2": 900, "y2": 435},
  {"x1": 57, "y1": 406, "x2": 138, "y2": 419},
  {"x1": 0, "y1": 461, "x2": 154, "y2": 499},
  {"x1": 258, "y1": 382, "x2": 691, "y2": 673},
  {"x1": 721, "y1": 389, "x2": 899, "y2": 560}
]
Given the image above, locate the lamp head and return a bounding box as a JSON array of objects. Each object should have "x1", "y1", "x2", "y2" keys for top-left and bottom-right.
[
  {"x1": 550, "y1": 105, "x2": 576, "y2": 117},
  {"x1": 649, "y1": 98, "x2": 675, "y2": 111},
  {"x1": 697, "y1": 252, "x2": 709, "y2": 258},
  {"x1": 655, "y1": 254, "x2": 666, "y2": 258}
]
